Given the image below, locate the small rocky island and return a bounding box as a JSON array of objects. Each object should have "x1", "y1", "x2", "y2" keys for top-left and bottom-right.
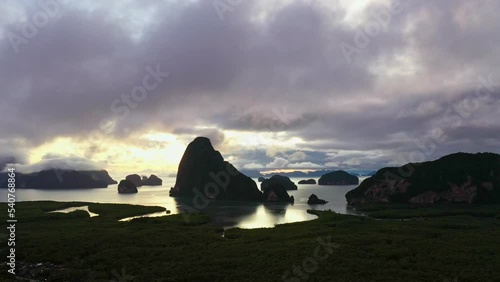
[
  {"x1": 298, "y1": 179, "x2": 316, "y2": 184},
  {"x1": 142, "y1": 174, "x2": 162, "y2": 186},
  {"x1": 318, "y1": 170, "x2": 359, "y2": 185},
  {"x1": 345, "y1": 152, "x2": 500, "y2": 205},
  {"x1": 263, "y1": 184, "x2": 295, "y2": 203},
  {"x1": 307, "y1": 194, "x2": 327, "y2": 205},
  {"x1": 125, "y1": 174, "x2": 163, "y2": 187},
  {"x1": 260, "y1": 175, "x2": 298, "y2": 190},
  {"x1": 125, "y1": 174, "x2": 143, "y2": 187},
  {"x1": 169, "y1": 137, "x2": 294, "y2": 202},
  {"x1": 0, "y1": 169, "x2": 116, "y2": 189},
  {"x1": 118, "y1": 180, "x2": 138, "y2": 194}
]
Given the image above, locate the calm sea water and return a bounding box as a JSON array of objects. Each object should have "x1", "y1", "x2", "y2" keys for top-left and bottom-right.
[{"x1": 1, "y1": 176, "x2": 367, "y2": 229}]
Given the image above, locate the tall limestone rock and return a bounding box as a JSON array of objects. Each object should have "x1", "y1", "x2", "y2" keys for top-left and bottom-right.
[{"x1": 169, "y1": 137, "x2": 263, "y2": 201}]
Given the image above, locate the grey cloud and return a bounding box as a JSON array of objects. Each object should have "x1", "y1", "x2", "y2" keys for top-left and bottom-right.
[
  {"x1": 173, "y1": 127, "x2": 226, "y2": 148},
  {"x1": 7, "y1": 155, "x2": 101, "y2": 173},
  {"x1": 0, "y1": 148, "x2": 27, "y2": 171},
  {"x1": 1, "y1": 0, "x2": 500, "y2": 172}
]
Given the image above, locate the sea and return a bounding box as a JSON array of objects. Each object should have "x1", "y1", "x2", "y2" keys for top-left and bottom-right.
[{"x1": 1, "y1": 176, "x2": 368, "y2": 229}]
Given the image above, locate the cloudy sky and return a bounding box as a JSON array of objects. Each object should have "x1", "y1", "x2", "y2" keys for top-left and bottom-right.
[{"x1": 1, "y1": 0, "x2": 499, "y2": 176}]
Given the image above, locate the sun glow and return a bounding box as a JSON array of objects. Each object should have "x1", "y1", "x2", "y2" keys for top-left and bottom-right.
[
  {"x1": 140, "y1": 132, "x2": 187, "y2": 166},
  {"x1": 26, "y1": 129, "x2": 306, "y2": 176},
  {"x1": 29, "y1": 137, "x2": 84, "y2": 163},
  {"x1": 223, "y1": 130, "x2": 304, "y2": 149},
  {"x1": 28, "y1": 133, "x2": 188, "y2": 176}
]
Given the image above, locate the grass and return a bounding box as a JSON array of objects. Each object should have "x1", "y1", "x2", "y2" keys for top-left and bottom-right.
[
  {"x1": 355, "y1": 203, "x2": 500, "y2": 219},
  {"x1": 0, "y1": 201, "x2": 499, "y2": 281}
]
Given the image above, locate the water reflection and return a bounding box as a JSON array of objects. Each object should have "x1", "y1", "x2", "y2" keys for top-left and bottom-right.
[
  {"x1": 263, "y1": 203, "x2": 289, "y2": 215},
  {"x1": 48, "y1": 206, "x2": 99, "y2": 217},
  {"x1": 119, "y1": 211, "x2": 169, "y2": 222},
  {"x1": 2, "y1": 176, "x2": 367, "y2": 229},
  {"x1": 174, "y1": 197, "x2": 261, "y2": 227},
  {"x1": 234, "y1": 204, "x2": 318, "y2": 229},
  {"x1": 170, "y1": 197, "x2": 317, "y2": 229}
]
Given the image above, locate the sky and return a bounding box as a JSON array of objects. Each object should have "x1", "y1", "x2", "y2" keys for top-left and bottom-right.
[{"x1": 0, "y1": 0, "x2": 499, "y2": 176}]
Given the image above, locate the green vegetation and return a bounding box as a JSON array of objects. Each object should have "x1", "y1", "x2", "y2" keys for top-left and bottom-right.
[
  {"x1": 1, "y1": 201, "x2": 499, "y2": 281},
  {"x1": 356, "y1": 203, "x2": 500, "y2": 219},
  {"x1": 3, "y1": 201, "x2": 91, "y2": 222},
  {"x1": 87, "y1": 203, "x2": 165, "y2": 220}
]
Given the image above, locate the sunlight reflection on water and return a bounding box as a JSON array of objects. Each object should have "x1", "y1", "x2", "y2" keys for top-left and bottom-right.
[
  {"x1": 48, "y1": 206, "x2": 99, "y2": 217},
  {"x1": 1, "y1": 176, "x2": 367, "y2": 229}
]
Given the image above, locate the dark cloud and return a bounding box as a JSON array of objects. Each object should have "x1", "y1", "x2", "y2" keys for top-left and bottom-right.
[
  {"x1": 0, "y1": 139, "x2": 29, "y2": 171},
  {"x1": 1, "y1": 0, "x2": 499, "y2": 171},
  {"x1": 0, "y1": 148, "x2": 27, "y2": 171}
]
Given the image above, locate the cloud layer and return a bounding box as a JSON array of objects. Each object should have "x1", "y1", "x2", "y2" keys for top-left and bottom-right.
[{"x1": 1, "y1": 0, "x2": 499, "y2": 173}]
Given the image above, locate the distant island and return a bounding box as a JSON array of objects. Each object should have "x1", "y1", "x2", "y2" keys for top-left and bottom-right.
[
  {"x1": 0, "y1": 169, "x2": 116, "y2": 189},
  {"x1": 142, "y1": 174, "x2": 162, "y2": 186},
  {"x1": 125, "y1": 174, "x2": 163, "y2": 187},
  {"x1": 118, "y1": 179, "x2": 139, "y2": 194},
  {"x1": 116, "y1": 174, "x2": 163, "y2": 194},
  {"x1": 260, "y1": 175, "x2": 298, "y2": 190},
  {"x1": 318, "y1": 170, "x2": 359, "y2": 185},
  {"x1": 346, "y1": 152, "x2": 500, "y2": 205},
  {"x1": 307, "y1": 194, "x2": 328, "y2": 205},
  {"x1": 0, "y1": 169, "x2": 164, "y2": 190},
  {"x1": 298, "y1": 179, "x2": 316, "y2": 184},
  {"x1": 125, "y1": 174, "x2": 143, "y2": 187},
  {"x1": 240, "y1": 169, "x2": 376, "y2": 178}
]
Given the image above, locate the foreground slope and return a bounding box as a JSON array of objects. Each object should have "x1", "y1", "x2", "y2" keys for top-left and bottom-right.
[{"x1": 1, "y1": 201, "x2": 499, "y2": 281}]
